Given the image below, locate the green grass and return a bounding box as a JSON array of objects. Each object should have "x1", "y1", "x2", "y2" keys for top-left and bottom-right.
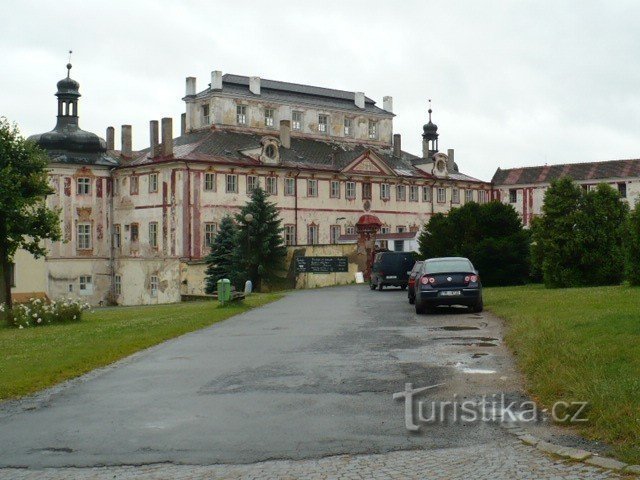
[
  {"x1": 0, "y1": 293, "x2": 282, "y2": 401},
  {"x1": 484, "y1": 284, "x2": 640, "y2": 464}
]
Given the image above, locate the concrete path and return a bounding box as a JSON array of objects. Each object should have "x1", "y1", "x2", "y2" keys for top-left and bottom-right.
[{"x1": 0, "y1": 285, "x2": 621, "y2": 478}]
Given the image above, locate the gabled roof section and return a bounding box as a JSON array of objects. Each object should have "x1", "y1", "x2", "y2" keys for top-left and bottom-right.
[
  {"x1": 341, "y1": 150, "x2": 397, "y2": 177},
  {"x1": 193, "y1": 74, "x2": 392, "y2": 116},
  {"x1": 492, "y1": 158, "x2": 640, "y2": 185}
]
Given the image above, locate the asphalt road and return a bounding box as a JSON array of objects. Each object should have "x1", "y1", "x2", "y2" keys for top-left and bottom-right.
[{"x1": 0, "y1": 285, "x2": 597, "y2": 469}]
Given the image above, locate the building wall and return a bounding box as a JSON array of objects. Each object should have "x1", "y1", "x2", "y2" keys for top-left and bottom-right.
[{"x1": 11, "y1": 249, "x2": 47, "y2": 296}]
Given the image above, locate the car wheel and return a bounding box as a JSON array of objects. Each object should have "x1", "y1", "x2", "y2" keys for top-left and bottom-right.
[
  {"x1": 415, "y1": 298, "x2": 426, "y2": 314},
  {"x1": 400, "y1": 284, "x2": 407, "y2": 290},
  {"x1": 472, "y1": 297, "x2": 483, "y2": 313},
  {"x1": 408, "y1": 294, "x2": 415, "y2": 305},
  {"x1": 378, "y1": 282, "x2": 384, "y2": 291},
  {"x1": 369, "y1": 282, "x2": 376, "y2": 290}
]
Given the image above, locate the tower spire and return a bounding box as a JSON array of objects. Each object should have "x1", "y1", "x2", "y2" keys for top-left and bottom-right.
[
  {"x1": 66, "y1": 50, "x2": 73, "y2": 77},
  {"x1": 428, "y1": 99, "x2": 432, "y2": 122}
]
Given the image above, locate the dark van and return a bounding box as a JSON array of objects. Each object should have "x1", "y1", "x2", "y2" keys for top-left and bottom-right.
[{"x1": 370, "y1": 251, "x2": 416, "y2": 290}]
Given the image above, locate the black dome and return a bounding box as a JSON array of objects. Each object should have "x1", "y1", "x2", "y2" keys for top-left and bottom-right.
[
  {"x1": 28, "y1": 126, "x2": 106, "y2": 154},
  {"x1": 56, "y1": 76, "x2": 80, "y2": 96},
  {"x1": 423, "y1": 121, "x2": 438, "y2": 134}
]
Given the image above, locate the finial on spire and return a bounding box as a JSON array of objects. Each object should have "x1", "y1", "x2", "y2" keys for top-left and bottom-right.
[
  {"x1": 66, "y1": 50, "x2": 73, "y2": 77},
  {"x1": 428, "y1": 99, "x2": 432, "y2": 121}
]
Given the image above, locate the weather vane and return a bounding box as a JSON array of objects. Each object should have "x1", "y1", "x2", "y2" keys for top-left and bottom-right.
[{"x1": 66, "y1": 50, "x2": 73, "y2": 77}]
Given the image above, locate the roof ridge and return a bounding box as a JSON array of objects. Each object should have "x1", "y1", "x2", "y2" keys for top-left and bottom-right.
[{"x1": 499, "y1": 157, "x2": 640, "y2": 172}]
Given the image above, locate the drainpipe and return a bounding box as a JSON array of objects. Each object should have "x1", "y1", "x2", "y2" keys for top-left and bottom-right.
[
  {"x1": 184, "y1": 162, "x2": 192, "y2": 260},
  {"x1": 294, "y1": 168, "x2": 301, "y2": 245}
]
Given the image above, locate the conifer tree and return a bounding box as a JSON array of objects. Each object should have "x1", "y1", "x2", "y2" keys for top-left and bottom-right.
[{"x1": 204, "y1": 215, "x2": 238, "y2": 294}]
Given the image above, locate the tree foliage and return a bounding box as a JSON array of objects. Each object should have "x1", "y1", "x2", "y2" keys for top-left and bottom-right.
[
  {"x1": 535, "y1": 177, "x2": 628, "y2": 288},
  {"x1": 203, "y1": 215, "x2": 238, "y2": 294},
  {"x1": 234, "y1": 187, "x2": 286, "y2": 291},
  {"x1": 624, "y1": 204, "x2": 640, "y2": 286},
  {"x1": 0, "y1": 118, "x2": 61, "y2": 308},
  {"x1": 418, "y1": 201, "x2": 529, "y2": 286}
]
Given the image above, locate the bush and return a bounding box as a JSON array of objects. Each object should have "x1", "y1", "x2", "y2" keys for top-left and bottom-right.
[
  {"x1": 1, "y1": 297, "x2": 90, "y2": 328},
  {"x1": 625, "y1": 205, "x2": 640, "y2": 286},
  {"x1": 418, "y1": 201, "x2": 529, "y2": 286}
]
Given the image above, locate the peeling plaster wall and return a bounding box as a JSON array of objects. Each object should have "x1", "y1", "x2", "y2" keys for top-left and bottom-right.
[{"x1": 113, "y1": 258, "x2": 181, "y2": 305}]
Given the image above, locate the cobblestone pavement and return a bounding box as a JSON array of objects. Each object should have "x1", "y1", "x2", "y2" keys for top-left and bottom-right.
[{"x1": 0, "y1": 440, "x2": 622, "y2": 479}]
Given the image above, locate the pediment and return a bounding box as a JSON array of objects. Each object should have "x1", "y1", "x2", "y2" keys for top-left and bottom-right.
[{"x1": 342, "y1": 151, "x2": 395, "y2": 176}]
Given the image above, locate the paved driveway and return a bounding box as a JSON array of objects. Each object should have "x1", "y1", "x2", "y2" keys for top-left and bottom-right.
[{"x1": 0, "y1": 285, "x2": 621, "y2": 478}]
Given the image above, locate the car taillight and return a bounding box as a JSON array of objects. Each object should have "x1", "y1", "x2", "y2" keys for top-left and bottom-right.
[
  {"x1": 420, "y1": 276, "x2": 429, "y2": 285},
  {"x1": 465, "y1": 275, "x2": 478, "y2": 283}
]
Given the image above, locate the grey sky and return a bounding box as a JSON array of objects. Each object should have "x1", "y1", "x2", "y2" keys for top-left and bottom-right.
[{"x1": 2, "y1": 0, "x2": 639, "y2": 180}]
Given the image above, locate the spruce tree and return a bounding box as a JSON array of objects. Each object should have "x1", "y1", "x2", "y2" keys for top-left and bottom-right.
[
  {"x1": 204, "y1": 215, "x2": 238, "y2": 294},
  {"x1": 235, "y1": 187, "x2": 286, "y2": 291}
]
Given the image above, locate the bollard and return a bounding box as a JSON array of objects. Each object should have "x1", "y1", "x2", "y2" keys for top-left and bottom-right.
[{"x1": 244, "y1": 280, "x2": 253, "y2": 295}]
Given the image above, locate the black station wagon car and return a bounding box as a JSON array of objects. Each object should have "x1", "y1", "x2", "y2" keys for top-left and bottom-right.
[
  {"x1": 369, "y1": 251, "x2": 416, "y2": 290},
  {"x1": 414, "y1": 257, "x2": 483, "y2": 314}
]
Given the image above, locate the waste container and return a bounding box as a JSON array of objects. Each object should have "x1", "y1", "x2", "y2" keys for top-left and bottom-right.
[{"x1": 217, "y1": 278, "x2": 231, "y2": 305}]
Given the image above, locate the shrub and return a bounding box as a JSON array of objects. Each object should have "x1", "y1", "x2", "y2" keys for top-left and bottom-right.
[
  {"x1": 625, "y1": 205, "x2": 640, "y2": 286},
  {"x1": 1, "y1": 297, "x2": 90, "y2": 328}
]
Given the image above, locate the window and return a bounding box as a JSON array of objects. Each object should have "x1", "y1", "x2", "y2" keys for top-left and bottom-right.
[
  {"x1": 307, "y1": 179, "x2": 318, "y2": 197},
  {"x1": 346, "y1": 226, "x2": 356, "y2": 235},
  {"x1": 79, "y1": 275, "x2": 92, "y2": 294},
  {"x1": 77, "y1": 177, "x2": 91, "y2": 195},
  {"x1": 380, "y1": 226, "x2": 391, "y2": 234},
  {"x1": 284, "y1": 177, "x2": 296, "y2": 196},
  {"x1": 344, "y1": 117, "x2": 352, "y2": 137},
  {"x1": 437, "y1": 187, "x2": 446, "y2": 203},
  {"x1": 318, "y1": 114, "x2": 328, "y2": 134},
  {"x1": 202, "y1": 104, "x2": 210, "y2": 125},
  {"x1": 204, "y1": 172, "x2": 216, "y2": 191},
  {"x1": 307, "y1": 224, "x2": 319, "y2": 245},
  {"x1": 509, "y1": 189, "x2": 517, "y2": 203},
  {"x1": 397, "y1": 226, "x2": 407, "y2": 233},
  {"x1": 77, "y1": 223, "x2": 92, "y2": 250},
  {"x1": 478, "y1": 190, "x2": 488, "y2": 203},
  {"x1": 618, "y1": 182, "x2": 627, "y2": 198},
  {"x1": 452, "y1": 188, "x2": 460, "y2": 204},
  {"x1": 149, "y1": 222, "x2": 158, "y2": 248},
  {"x1": 465, "y1": 189, "x2": 474, "y2": 203},
  {"x1": 264, "y1": 108, "x2": 274, "y2": 127},
  {"x1": 266, "y1": 176, "x2": 278, "y2": 195},
  {"x1": 236, "y1": 105, "x2": 247, "y2": 125},
  {"x1": 422, "y1": 186, "x2": 432, "y2": 202},
  {"x1": 130, "y1": 223, "x2": 139, "y2": 242},
  {"x1": 130, "y1": 175, "x2": 139, "y2": 195},
  {"x1": 284, "y1": 225, "x2": 296, "y2": 246},
  {"x1": 396, "y1": 184, "x2": 407, "y2": 201},
  {"x1": 150, "y1": 275, "x2": 159, "y2": 298},
  {"x1": 265, "y1": 144, "x2": 276, "y2": 159},
  {"x1": 330, "y1": 180, "x2": 340, "y2": 198},
  {"x1": 368, "y1": 120, "x2": 378, "y2": 139},
  {"x1": 393, "y1": 240, "x2": 404, "y2": 252},
  {"x1": 409, "y1": 185, "x2": 419, "y2": 202},
  {"x1": 292, "y1": 111, "x2": 302, "y2": 131},
  {"x1": 226, "y1": 174, "x2": 238, "y2": 193},
  {"x1": 149, "y1": 173, "x2": 158, "y2": 193},
  {"x1": 346, "y1": 181, "x2": 356, "y2": 199},
  {"x1": 380, "y1": 183, "x2": 390, "y2": 200},
  {"x1": 330, "y1": 225, "x2": 341, "y2": 244},
  {"x1": 204, "y1": 222, "x2": 217, "y2": 248},
  {"x1": 114, "y1": 275, "x2": 122, "y2": 295},
  {"x1": 247, "y1": 175, "x2": 259, "y2": 194},
  {"x1": 113, "y1": 224, "x2": 121, "y2": 249},
  {"x1": 362, "y1": 182, "x2": 372, "y2": 200}
]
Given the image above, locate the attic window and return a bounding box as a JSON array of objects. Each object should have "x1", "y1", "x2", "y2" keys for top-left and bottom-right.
[{"x1": 265, "y1": 144, "x2": 276, "y2": 159}]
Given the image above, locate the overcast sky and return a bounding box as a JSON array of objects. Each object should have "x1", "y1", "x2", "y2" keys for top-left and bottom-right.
[{"x1": 2, "y1": 0, "x2": 639, "y2": 180}]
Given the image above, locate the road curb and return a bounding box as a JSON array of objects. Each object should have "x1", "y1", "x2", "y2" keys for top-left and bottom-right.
[{"x1": 500, "y1": 421, "x2": 638, "y2": 476}]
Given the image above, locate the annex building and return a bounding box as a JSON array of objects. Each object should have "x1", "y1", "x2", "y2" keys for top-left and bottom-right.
[{"x1": 17, "y1": 64, "x2": 490, "y2": 306}]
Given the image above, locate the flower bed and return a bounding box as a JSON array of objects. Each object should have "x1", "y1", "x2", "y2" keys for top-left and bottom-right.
[{"x1": 1, "y1": 298, "x2": 90, "y2": 328}]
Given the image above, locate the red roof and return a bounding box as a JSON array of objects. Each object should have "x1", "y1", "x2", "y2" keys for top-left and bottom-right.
[{"x1": 356, "y1": 214, "x2": 383, "y2": 227}]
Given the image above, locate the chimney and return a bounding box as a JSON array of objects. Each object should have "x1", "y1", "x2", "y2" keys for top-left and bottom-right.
[
  {"x1": 447, "y1": 148, "x2": 455, "y2": 171},
  {"x1": 393, "y1": 134, "x2": 402, "y2": 157},
  {"x1": 211, "y1": 70, "x2": 222, "y2": 90},
  {"x1": 249, "y1": 76, "x2": 261, "y2": 95},
  {"x1": 355, "y1": 92, "x2": 365, "y2": 109},
  {"x1": 106, "y1": 126, "x2": 114, "y2": 150},
  {"x1": 149, "y1": 120, "x2": 159, "y2": 158},
  {"x1": 180, "y1": 113, "x2": 186, "y2": 135},
  {"x1": 186, "y1": 76, "x2": 196, "y2": 96},
  {"x1": 279, "y1": 120, "x2": 291, "y2": 149},
  {"x1": 383, "y1": 96, "x2": 393, "y2": 113},
  {"x1": 161, "y1": 117, "x2": 173, "y2": 157},
  {"x1": 121, "y1": 125, "x2": 132, "y2": 157}
]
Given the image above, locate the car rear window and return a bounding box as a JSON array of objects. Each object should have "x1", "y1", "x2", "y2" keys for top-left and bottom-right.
[{"x1": 425, "y1": 259, "x2": 474, "y2": 274}]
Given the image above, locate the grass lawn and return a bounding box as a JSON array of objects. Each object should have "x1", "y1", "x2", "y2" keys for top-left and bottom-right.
[
  {"x1": 484, "y1": 284, "x2": 640, "y2": 464},
  {"x1": 0, "y1": 293, "x2": 282, "y2": 401}
]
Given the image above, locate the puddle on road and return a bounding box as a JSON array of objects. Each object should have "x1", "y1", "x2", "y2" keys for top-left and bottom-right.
[
  {"x1": 453, "y1": 342, "x2": 497, "y2": 347},
  {"x1": 471, "y1": 353, "x2": 489, "y2": 358},
  {"x1": 438, "y1": 326, "x2": 480, "y2": 331},
  {"x1": 454, "y1": 362, "x2": 496, "y2": 374}
]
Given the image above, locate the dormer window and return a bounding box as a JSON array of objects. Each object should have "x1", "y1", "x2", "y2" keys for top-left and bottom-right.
[
  {"x1": 265, "y1": 144, "x2": 276, "y2": 159},
  {"x1": 318, "y1": 114, "x2": 328, "y2": 134},
  {"x1": 264, "y1": 108, "x2": 274, "y2": 128},
  {"x1": 236, "y1": 105, "x2": 247, "y2": 125}
]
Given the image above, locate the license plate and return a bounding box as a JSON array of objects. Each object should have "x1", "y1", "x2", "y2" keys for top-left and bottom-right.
[
  {"x1": 440, "y1": 290, "x2": 461, "y2": 296},
  {"x1": 386, "y1": 275, "x2": 397, "y2": 279}
]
